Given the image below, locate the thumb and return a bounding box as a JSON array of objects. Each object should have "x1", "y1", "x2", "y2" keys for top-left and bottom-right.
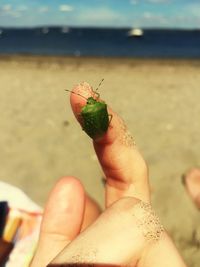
[
  {"x1": 49, "y1": 198, "x2": 186, "y2": 267},
  {"x1": 30, "y1": 176, "x2": 85, "y2": 267},
  {"x1": 49, "y1": 198, "x2": 147, "y2": 266}
]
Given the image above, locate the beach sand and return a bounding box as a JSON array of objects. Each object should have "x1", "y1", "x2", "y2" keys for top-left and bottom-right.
[{"x1": 0, "y1": 55, "x2": 200, "y2": 266}]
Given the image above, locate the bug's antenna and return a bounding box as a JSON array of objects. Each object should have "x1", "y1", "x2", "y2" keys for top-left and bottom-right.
[
  {"x1": 65, "y1": 89, "x2": 88, "y2": 100},
  {"x1": 95, "y1": 78, "x2": 104, "y2": 92}
]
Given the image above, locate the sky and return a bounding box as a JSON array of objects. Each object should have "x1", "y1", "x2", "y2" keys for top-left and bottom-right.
[{"x1": 0, "y1": 0, "x2": 200, "y2": 29}]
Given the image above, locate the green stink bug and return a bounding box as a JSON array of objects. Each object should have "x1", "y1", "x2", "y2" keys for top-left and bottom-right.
[{"x1": 66, "y1": 79, "x2": 112, "y2": 139}]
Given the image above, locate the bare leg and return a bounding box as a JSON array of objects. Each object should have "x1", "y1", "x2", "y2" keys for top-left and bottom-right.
[{"x1": 182, "y1": 168, "x2": 200, "y2": 209}]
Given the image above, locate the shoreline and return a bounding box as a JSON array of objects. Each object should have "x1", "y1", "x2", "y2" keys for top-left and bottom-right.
[{"x1": 1, "y1": 54, "x2": 200, "y2": 65}]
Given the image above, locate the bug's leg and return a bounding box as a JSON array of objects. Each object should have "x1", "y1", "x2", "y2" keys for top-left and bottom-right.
[
  {"x1": 108, "y1": 114, "x2": 113, "y2": 125},
  {"x1": 94, "y1": 91, "x2": 100, "y2": 100}
]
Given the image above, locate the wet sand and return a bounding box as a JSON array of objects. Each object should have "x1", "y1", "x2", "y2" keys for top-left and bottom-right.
[{"x1": 0, "y1": 55, "x2": 200, "y2": 266}]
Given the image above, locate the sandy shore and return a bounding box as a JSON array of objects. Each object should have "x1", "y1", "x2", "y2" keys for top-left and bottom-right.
[{"x1": 0, "y1": 55, "x2": 200, "y2": 266}]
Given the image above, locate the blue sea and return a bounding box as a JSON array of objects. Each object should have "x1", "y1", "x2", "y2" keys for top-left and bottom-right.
[{"x1": 0, "y1": 27, "x2": 200, "y2": 58}]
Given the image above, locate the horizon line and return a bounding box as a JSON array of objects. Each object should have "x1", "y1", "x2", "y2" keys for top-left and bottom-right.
[{"x1": 0, "y1": 25, "x2": 200, "y2": 31}]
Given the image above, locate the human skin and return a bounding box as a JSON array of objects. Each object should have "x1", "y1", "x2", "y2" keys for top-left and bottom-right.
[
  {"x1": 30, "y1": 82, "x2": 187, "y2": 267},
  {"x1": 182, "y1": 168, "x2": 200, "y2": 209}
]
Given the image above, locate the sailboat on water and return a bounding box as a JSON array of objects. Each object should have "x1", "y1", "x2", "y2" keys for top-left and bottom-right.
[{"x1": 127, "y1": 28, "x2": 144, "y2": 37}]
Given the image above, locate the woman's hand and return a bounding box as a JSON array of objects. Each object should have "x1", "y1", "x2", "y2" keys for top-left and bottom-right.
[{"x1": 31, "y1": 82, "x2": 187, "y2": 267}]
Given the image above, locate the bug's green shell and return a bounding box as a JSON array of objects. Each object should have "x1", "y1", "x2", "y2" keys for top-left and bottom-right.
[{"x1": 81, "y1": 97, "x2": 109, "y2": 139}]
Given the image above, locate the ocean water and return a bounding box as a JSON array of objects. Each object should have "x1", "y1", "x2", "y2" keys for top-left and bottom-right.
[{"x1": 0, "y1": 27, "x2": 200, "y2": 58}]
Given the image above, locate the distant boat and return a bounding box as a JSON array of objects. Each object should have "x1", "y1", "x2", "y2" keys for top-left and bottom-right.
[
  {"x1": 42, "y1": 27, "x2": 49, "y2": 34},
  {"x1": 0, "y1": 29, "x2": 3, "y2": 35},
  {"x1": 127, "y1": 28, "x2": 144, "y2": 37},
  {"x1": 61, "y1": 26, "x2": 70, "y2": 34}
]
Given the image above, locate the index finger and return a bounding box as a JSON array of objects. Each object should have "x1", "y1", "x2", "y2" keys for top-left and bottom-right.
[{"x1": 70, "y1": 82, "x2": 150, "y2": 206}]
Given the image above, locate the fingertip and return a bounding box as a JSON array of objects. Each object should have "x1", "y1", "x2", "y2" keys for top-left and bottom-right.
[
  {"x1": 50, "y1": 176, "x2": 85, "y2": 196},
  {"x1": 42, "y1": 176, "x2": 86, "y2": 238},
  {"x1": 70, "y1": 82, "x2": 93, "y2": 120},
  {"x1": 45, "y1": 176, "x2": 85, "y2": 212}
]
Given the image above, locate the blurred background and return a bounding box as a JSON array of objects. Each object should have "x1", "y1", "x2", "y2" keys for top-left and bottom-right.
[{"x1": 0, "y1": 1, "x2": 200, "y2": 266}]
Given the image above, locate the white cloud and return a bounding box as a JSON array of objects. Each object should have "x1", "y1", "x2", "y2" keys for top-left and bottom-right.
[
  {"x1": 140, "y1": 11, "x2": 169, "y2": 26},
  {"x1": 143, "y1": 12, "x2": 153, "y2": 19},
  {"x1": 38, "y1": 6, "x2": 49, "y2": 13},
  {"x1": 148, "y1": 0, "x2": 170, "y2": 3},
  {"x1": 130, "y1": 0, "x2": 170, "y2": 4},
  {"x1": 183, "y1": 3, "x2": 200, "y2": 17},
  {"x1": 59, "y1": 5, "x2": 74, "y2": 12},
  {"x1": 2, "y1": 4, "x2": 12, "y2": 11},
  {"x1": 76, "y1": 7, "x2": 122, "y2": 26},
  {"x1": 130, "y1": 0, "x2": 138, "y2": 4},
  {"x1": 17, "y1": 5, "x2": 28, "y2": 12},
  {"x1": 11, "y1": 11, "x2": 21, "y2": 18},
  {"x1": 0, "y1": 4, "x2": 21, "y2": 18}
]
